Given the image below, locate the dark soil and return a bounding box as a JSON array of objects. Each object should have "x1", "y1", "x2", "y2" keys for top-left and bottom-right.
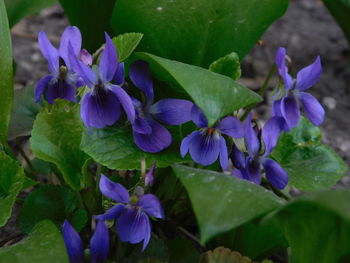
[{"x1": 2, "y1": 0, "x2": 350, "y2": 259}]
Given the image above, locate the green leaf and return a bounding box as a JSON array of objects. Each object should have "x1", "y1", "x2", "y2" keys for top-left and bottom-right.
[
  {"x1": 80, "y1": 126, "x2": 186, "y2": 170},
  {"x1": 17, "y1": 185, "x2": 78, "y2": 233},
  {"x1": 133, "y1": 52, "x2": 261, "y2": 126},
  {"x1": 30, "y1": 100, "x2": 89, "y2": 190},
  {"x1": 271, "y1": 117, "x2": 348, "y2": 191},
  {"x1": 4, "y1": 0, "x2": 56, "y2": 27},
  {"x1": 9, "y1": 85, "x2": 43, "y2": 140},
  {"x1": 111, "y1": 0, "x2": 288, "y2": 67},
  {"x1": 21, "y1": 175, "x2": 38, "y2": 190},
  {"x1": 172, "y1": 165, "x2": 285, "y2": 243},
  {"x1": 112, "y1": 33, "x2": 143, "y2": 62},
  {"x1": 0, "y1": 0, "x2": 13, "y2": 147},
  {"x1": 59, "y1": 0, "x2": 116, "y2": 51},
  {"x1": 199, "y1": 247, "x2": 255, "y2": 263},
  {"x1": 0, "y1": 220, "x2": 69, "y2": 263},
  {"x1": 71, "y1": 208, "x2": 88, "y2": 232},
  {"x1": 0, "y1": 152, "x2": 24, "y2": 227},
  {"x1": 209, "y1": 52, "x2": 241, "y2": 80},
  {"x1": 275, "y1": 189, "x2": 350, "y2": 263},
  {"x1": 167, "y1": 238, "x2": 200, "y2": 263},
  {"x1": 322, "y1": 0, "x2": 350, "y2": 47}
]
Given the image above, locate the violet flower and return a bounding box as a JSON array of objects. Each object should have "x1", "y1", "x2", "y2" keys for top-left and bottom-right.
[
  {"x1": 96, "y1": 174, "x2": 164, "y2": 250},
  {"x1": 181, "y1": 106, "x2": 244, "y2": 171},
  {"x1": 35, "y1": 26, "x2": 84, "y2": 104},
  {"x1": 231, "y1": 114, "x2": 288, "y2": 189},
  {"x1": 273, "y1": 47, "x2": 325, "y2": 130},
  {"x1": 145, "y1": 161, "x2": 156, "y2": 187},
  {"x1": 69, "y1": 33, "x2": 135, "y2": 128},
  {"x1": 129, "y1": 61, "x2": 193, "y2": 153},
  {"x1": 62, "y1": 220, "x2": 109, "y2": 263}
]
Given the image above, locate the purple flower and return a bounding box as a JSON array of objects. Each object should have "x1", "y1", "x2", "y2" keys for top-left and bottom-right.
[
  {"x1": 35, "y1": 26, "x2": 84, "y2": 104},
  {"x1": 231, "y1": 114, "x2": 288, "y2": 189},
  {"x1": 69, "y1": 33, "x2": 134, "y2": 128},
  {"x1": 62, "y1": 220, "x2": 109, "y2": 263},
  {"x1": 181, "y1": 106, "x2": 244, "y2": 171},
  {"x1": 273, "y1": 47, "x2": 325, "y2": 130},
  {"x1": 129, "y1": 61, "x2": 193, "y2": 153},
  {"x1": 145, "y1": 161, "x2": 156, "y2": 187},
  {"x1": 96, "y1": 174, "x2": 164, "y2": 251}
]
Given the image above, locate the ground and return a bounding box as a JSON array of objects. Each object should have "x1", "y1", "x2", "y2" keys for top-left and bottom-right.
[{"x1": 2, "y1": 0, "x2": 350, "y2": 258}]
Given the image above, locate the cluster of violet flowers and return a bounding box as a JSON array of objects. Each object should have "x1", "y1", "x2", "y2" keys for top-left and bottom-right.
[{"x1": 35, "y1": 26, "x2": 325, "y2": 262}]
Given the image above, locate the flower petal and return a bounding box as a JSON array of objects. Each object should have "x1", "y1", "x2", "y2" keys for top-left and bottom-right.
[
  {"x1": 245, "y1": 114, "x2": 260, "y2": 157},
  {"x1": 275, "y1": 47, "x2": 293, "y2": 90},
  {"x1": 114, "y1": 62, "x2": 125, "y2": 85},
  {"x1": 99, "y1": 33, "x2": 118, "y2": 83},
  {"x1": 230, "y1": 143, "x2": 246, "y2": 170},
  {"x1": 109, "y1": 85, "x2": 135, "y2": 124},
  {"x1": 217, "y1": 116, "x2": 244, "y2": 138},
  {"x1": 263, "y1": 158, "x2": 288, "y2": 190},
  {"x1": 180, "y1": 131, "x2": 197, "y2": 157},
  {"x1": 129, "y1": 60, "x2": 154, "y2": 103},
  {"x1": 95, "y1": 204, "x2": 125, "y2": 221},
  {"x1": 133, "y1": 120, "x2": 172, "y2": 153},
  {"x1": 80, "y1": 88, "x2": 121, "y2": 128},
  {"x1": 35, "y1": 75, "x2": 53, "y2": 102},
  {"x1": 188, "y1": 131, "x2": 221, "y2": 166},
  {"x1": 38, "y1": 31, "x2": 59, "y2": 74},
  {"x1": 68, "y1": 43, "x2": 97, "y2": 87},
  {"x1": 246, "y1": 158, "x2": 262, "y2": 185},
  {"x1": 59, "y1": 26, "x2": 82, "y2": 68},
  {"x1": 145, "y1": 161, "x2": 156, "y2": 187},
  {"x1": 262, "y1": 116, "x2": 284, "y2": 156},
  {"x1": 299, "y1": 92, "x2": 325, "y2": 126},
  {"x1": 137, "y1": 194, "x2": 164, "y2": 218},
  {"x1": 281, "y1": 95, "x2": 300, "y2": 129},
  {"x1": 79, "y1": 49, "x2": 93, "y2": 66},
  {"x1": 149, "y1": 99, "x2": 193, "y2": 125},
  {"x1": 117, "y1": 208, "x2": 151, "y2": 245},
  {"x1": 90, "y1": 220, "x2": 109, "y2": 263},
  {"x1": 133, "y1": 116, "x2": 152, "y2": 135},
  {"x1": 99, "y1": 174, "x2": 130, "y2": 203},
  {"x1": 232, "y1": 168, "x2": 245, "y2": 180},
  {"x1": 62, "y1": 220, "x2": 84, "y2": 263},
  {"x1": 191, "y1": 105, "x2": 208, "y2": 128},
  {"x1": 219, "y1": 136, "x2": 228, "y2": 171},
  {"x1": 45, "y1": 79, "x2": 77, "y2": 104},
  {"x1": 296, "y1": 56, "x2": 322, "y2": 91}
]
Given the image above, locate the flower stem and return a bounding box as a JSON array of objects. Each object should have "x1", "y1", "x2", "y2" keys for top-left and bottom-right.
[{"x1": 240, "y1": 64, "x2": 276, "y2": 121}]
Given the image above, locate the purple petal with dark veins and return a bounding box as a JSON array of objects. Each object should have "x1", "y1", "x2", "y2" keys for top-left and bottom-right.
[
  {"x1": 80, "y1": 89, "x2": 121, "y2": 128},
  {"x1": 299, "y1": 92, "x2": 325, "y2": 126},
  {"x1": 281, "y1": 95, "x2": 300, "y2": 129},
  {"x1": 137, "y1": 194, "x2": 164, "y2": 219},
  {"x1": 59, "y1": 26, "x2": 82, "y2": 68},
  {"x1": 45, "y1": 79, "x2": 76, "y2": 104},
  {"x1": 191, "y1": 105, "x2": 208, "y2": 128},
  {"x1": 38, "y1": 31, "x2": 59, "y2": 74},
  {"x1": 68, "y1": 43, "x2": 97, "y2": 87},
  {"x1": 149, "y1": 99, "x2": 193, "y2": 125},
  {"x1": 129, "y1": 60, "x2": 154, "y2": 103},
  {"x1": 296, "y1": 56, "x2": 322, "y2": 91},
  {"x1": 99, "y1": 33, "x2": 118, "y2": 83},
  {"x1": 217, "y1": 116, "x2": 244, "y2": 138},
  {"x1": 35, "y1": 75, "x2": 53, "y2": 102},
  {"x1": 188, "y1": 131, "x2": 221, "y2": 166},
  {"x1": 133, "y1": 116, "x2": 152, "y2": 135},
  {"x1": 263, "y1": 158, "x2": 288, "y2": 190},
  {"x1": 62, "y1": 220, "x2": 84, "y2": 263},
  {"x1": 90, "y1": 220, "x2": 109, "y2": 263},
  {"x1": 180, "y1": 131, "x2": 197, "y2": 157},
  {"x1": 99, "y1": 174, "x2": 130, "y2": 203},
  {"x1": 247, "y1": 158, "x2": 262, "y2": 185},
  {"x1": 116, "y1": 208, "x2": 151, "y2": 245},
  {"x1": 133, "y1": 120, "x2": 172, "y2": 153}
]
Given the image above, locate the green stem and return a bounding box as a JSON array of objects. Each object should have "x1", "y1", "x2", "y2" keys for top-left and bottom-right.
[
  {"x1": 240, "y1": 64, "x2": 276, "y2": 121},
  {"x1": 262, "y1": 177, "x2": 290, "y2": 201}
]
